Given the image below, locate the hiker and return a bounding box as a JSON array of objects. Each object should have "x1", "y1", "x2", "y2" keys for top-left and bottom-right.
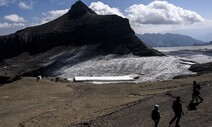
[
  {"x1": 169, "y1": 96, "x2": 184, "y2": 127},
  {"x1": 152, "y1": 104, "x2": 161, "y2": 127},
  {"x1": 191, "y1": 81, "x2": 203, "y2": 103},
  {"x1": 37, "y1": 75, "x2": 42, "y2": 82}
]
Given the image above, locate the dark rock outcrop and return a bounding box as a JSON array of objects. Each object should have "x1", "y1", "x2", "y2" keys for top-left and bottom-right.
[
  {"x1": 189, "y1": 62, "x2": 212, "y2": 73},
  {"x1": 0, "y1": 75, "x2": 21, "y2": 84},
  {"x1": 0, "y1": 1, "x2": 164, "y2": 60},
  {"x1": 0, "y1": 76, "x2": 10, "y2": 84}
]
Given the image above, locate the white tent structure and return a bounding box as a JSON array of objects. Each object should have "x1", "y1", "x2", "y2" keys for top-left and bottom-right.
[{"x1": 72, "y1": 75, "x2": 139, "y2": 82}]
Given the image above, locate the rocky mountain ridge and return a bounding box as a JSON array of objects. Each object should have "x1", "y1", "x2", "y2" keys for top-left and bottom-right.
[{"x1": 0, "y1": 1, "x2": 163, "y2": 61}]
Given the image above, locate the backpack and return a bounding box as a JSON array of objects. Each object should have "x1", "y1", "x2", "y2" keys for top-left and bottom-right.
[
  {"x1": 197, "y1": 84, "x2": 201, "y2": 90},
  {"x1": 172, "y1": 101, "x2": 180, "y2": 112},
  {"x1": 172, "y1": 101, "x2": 176, "y2": 111}
]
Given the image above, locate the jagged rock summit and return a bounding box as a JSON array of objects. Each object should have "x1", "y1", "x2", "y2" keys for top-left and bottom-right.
[
  {"x1": 0, "y1": 1, "x2": 164, "y2": 60},
  {"x1": 67, "y1": 1, "x2": 97, "y2": 17}
]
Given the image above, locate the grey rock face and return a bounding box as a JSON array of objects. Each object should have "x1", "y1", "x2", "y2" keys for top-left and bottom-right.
[{"x1": 0, "y1": 1, "x2": 164, "y2": 60}]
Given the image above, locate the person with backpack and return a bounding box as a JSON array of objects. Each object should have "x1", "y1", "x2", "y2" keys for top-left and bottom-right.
[
  {"x1": 152, "y1": 104, "x2": 161, "y2": 127},
  {"x1": 169, "y1": 96, "x2": 184, "y2": 127},
  {"x1": 192, "y1": 81, "x2": 203, "y2": 103}
]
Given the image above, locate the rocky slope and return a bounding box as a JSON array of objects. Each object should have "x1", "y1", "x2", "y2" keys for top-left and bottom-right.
[{"x1": 0, "y1": 1, "x2": 163, "y2": 60}]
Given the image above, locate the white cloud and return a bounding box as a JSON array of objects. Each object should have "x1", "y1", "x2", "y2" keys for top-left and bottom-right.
[
  {"x1": 48, "y1": 9, "x2": 69, "y2": 18},
  {"x1": 18, "y1": 0, "x2": 33, "y2": 10},
  {"x1": 125, "y1": 1, "x2": 212, "y2": 41},
  {"x1": 40, "y1": 9, "x2": 69, "y2": 24},
  {"x1": 126, "y1": 1, "x2": 204, "y2": 25},
  {"x1": 0, "y1": 23, "x2": 11, "y2": 29},
  {"x1": 0, "y1": 22, "x2": 25, "y2": 29},
  {"x1": 89, "y1": 2, "x2": 124, "y2": 18},
  {"x1": 13, "y1": 23, "x2": 25, "y2": 27},
  {"x1": 132, "y1": 20, "x2": 212, "y2": 33},
  {"x1": 0, "y1": 0, "x2": 16, "y2": 6},
  {"x1": 4, "y1": 14, "x2": 26, "y2": 22},
  {"x1": 88, "y1": 1, "x2": 204, "y2": 25},
  {"x1": 87, "y1": 1, "x2": 210, "y2": 41}
]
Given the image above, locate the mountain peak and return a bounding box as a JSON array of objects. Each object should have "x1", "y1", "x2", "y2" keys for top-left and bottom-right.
[
  {"x1": 67, "y1": 0, "x2": 96, "y2": 18},
  {"x1": 0, "y1": 0, "x2": 164, "y2": 61},
  {"x1": 73, "y1": 0, "x2": 87, "y2": 7}
]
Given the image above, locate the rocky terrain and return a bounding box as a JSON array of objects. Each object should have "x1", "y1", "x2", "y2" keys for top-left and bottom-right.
[
  {"x1": 0, "y1": 73, "x2": 211, "y2": 127},
  {"x1": 0, "y1": 1, "x2": 163, "y2": 61}
]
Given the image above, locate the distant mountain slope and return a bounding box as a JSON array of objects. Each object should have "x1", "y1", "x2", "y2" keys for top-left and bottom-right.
[
  {"x1": 193, "y1": 41, "x2": 212, "y2": 46},
  {"x1": 0, "y1": 1, "x2": 163, "y2": 61},
  {"x1": 0, "y1": 1, "x2": 164, "y2": 83},
  {"x1": 137, "y1": 33, "x2": 206, "y2": 47}
]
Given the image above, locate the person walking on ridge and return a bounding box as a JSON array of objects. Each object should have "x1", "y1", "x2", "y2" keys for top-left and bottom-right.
[
  {"x1": 152, "y1": 104, "x2": 161, "y2": 127},
  {"x1": 191, "y1": 81, "x2": 203, "y2": 103},
  {"x1": 169, "y1": 96, "x2": 184, "y2": 127}
]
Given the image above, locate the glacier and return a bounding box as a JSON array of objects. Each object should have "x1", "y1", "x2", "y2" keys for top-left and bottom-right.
[{"x1": 43, "y1": 45, "x2": 212, "y2": 83}]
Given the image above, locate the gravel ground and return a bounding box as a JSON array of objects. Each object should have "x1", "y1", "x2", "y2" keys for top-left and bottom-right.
[{"x1": 0, "y1": 73, "x2": 212, "y2": 127}]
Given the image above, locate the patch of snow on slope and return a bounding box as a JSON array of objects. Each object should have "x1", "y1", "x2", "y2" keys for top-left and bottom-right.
[
  {"x1": 44, "y1": 45, "x2": 211, "y2": 82},
  {"x1": 57, "y1": 55, "x2": 194, "y2": 82}
]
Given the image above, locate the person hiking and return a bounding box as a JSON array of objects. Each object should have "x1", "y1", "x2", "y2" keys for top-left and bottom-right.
[
  {"x1": 187, "y1": 81, "x2": 204, "y2": 110},
  {"x1": 37, "y1": 75, "x2": 42, "y2": 82},
  {"x1": 192, "y1": 81, "x2": 203, "y2": 103},
  {"x1": 37, "y1": 76, "x2": 39, "y2": 82},
  {"x1": 169, "y1": 96, "x2": 184, "y2": 127},
  {"x1": 152, "y1": 104, "x2": 161, "y2": 127}
]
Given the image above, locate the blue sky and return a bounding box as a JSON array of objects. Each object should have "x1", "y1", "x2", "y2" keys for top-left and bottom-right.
[{"x1": 0, "y1": 0, "x2": 212, "y2": 41}]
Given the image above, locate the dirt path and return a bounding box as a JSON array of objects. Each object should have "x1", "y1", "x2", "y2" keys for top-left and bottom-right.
[{"x1": 76, "y1": 84, "x2": 212, "y2": 127}]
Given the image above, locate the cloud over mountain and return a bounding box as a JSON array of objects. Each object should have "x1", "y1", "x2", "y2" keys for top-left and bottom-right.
[
  {"x1": 126, "y1": 1, "x2": 204, "y2": 25},
  {"x1": 89, "y1": 1, "x2": 204, "y2": 26},
  {"x1": 89, "y1": 2, "x2": 124, "y2": 17}
]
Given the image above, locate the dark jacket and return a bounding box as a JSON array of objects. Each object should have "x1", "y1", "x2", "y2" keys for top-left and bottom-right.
[
  {"x1": 152, "y1": 109, "x2": 161, "y2": 120},
  {"x1": 172, "y1": 101, "x2": 183, "y2": 115}
]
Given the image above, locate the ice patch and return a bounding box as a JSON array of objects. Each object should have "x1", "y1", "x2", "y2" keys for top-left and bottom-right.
[
  {"x1": 44, "y1": 45, "x2": 212, "y2": 83},
  {"x1": 57, "y1": 56, "x2": 195, "y2": 82}
]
